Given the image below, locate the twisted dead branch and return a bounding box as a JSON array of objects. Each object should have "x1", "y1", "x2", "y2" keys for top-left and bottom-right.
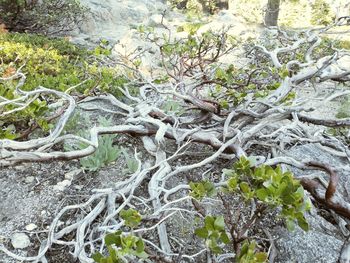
[{"x1": 1, "y1": 21, "x2": 350, "y2": 262}]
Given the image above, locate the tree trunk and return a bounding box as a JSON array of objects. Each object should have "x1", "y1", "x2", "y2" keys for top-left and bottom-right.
[{"x1": 264, "y1": 0, "x2": 280, "y2": 27}]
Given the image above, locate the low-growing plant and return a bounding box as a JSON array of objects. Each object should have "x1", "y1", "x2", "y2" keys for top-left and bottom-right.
[
  {"x1": 121, "y1": 149, "x2": 139, "y2": 174},
  {"x1": 224, "y1": 157, "x2": 311, "y2": 231},
  {"x1": 139, "y1": 25, "x2": 237, "y2": 82},
  {"x1": 0, "y1": 32, "x2": 129, "y2": 139},
  {"x1": 237, "y1": 240, "x2": 268, "y2": 263},
  {"x1": 92, "y1": 231, "x2": 147, "y2": 263},
  {"x1": 189, "y1": 180, "x2": 216, "y2": 200},
  {"x1": 194, "y1": 215, "x2": 230, "y2": 254},
  {"x1": 170, "y1": 0, "x2": 228, "y2": 15},
  {"x1": 79, "y1": 135, "x2": 122, "y2": 172},
  {"x1": 336, "y1": 95, "x2": 350, "y2": 119},
  {"x1": 310, "y1": 0, "x2": 335, "y2": 26},
  {"x1": 92, "y1": 209, "x2": 145, "y2": 262},
  {"x1": 120, "y1": 208, "x2": 142, "y2": 229},
  {"x1": 64, "y1": 117, "x2": 122, "y2": 172},
  {"x1": 191, "y1": 157, "x2": 311, "y2": 260}
]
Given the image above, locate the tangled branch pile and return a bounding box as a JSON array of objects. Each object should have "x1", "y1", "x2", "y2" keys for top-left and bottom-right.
[{"x1": 1, "y1": 16, "x2": 350, "y2": 263}]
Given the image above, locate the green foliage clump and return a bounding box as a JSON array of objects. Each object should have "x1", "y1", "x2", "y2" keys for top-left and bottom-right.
[
  {"x1": 279, "y1": 1, "x2": 310, "y2": 28},
  {"x1": 224, "y1": 157, "x2": 311, "y2": 231},
  {"x1": 0, "y1": 33, "x2": 123, "y2": 94},
  {"x1": 189, "y1": 180, "x2": 216, "y2": 200},
  {"x1": 0, "y1": 0, "x2": 87, "y2": 35},
  {"x1": 195, "y1": 214, "x2": 268, "y2": 261},
  {"x1": 0, "y1": 33, "x2": 128, "y2": 139},
  {"x1": 79, "y1": 135, "x2": 122, "y2": 172},
  {"x1": 310, "y1": 0, "x2": 335, "y2": 26},
  {"x1": 120, "y1": 208, "x2": 142, "y2": 229},
  {"x1": 237, "y1": 240, "x2": 268, "y2": 263},
  {"x1": 195, "y1": 215, "x2": 230, "y2": 254},
  {"x1": 338, "y1": 39, "x2": 350, "y2": 50},
  {"x1": 336, "y1": 96, "x2": 350, "y2": 119},
  {"x1": 93, "y1": 209, "x2": 146, "y2": 262},
  {"x1": 92, "y1": 231, "x2": 147, "y2": 263},
  {"x1": 190, "y1": 157, "x2": 310, "y2": 259},
  {"x1": 64, "y1": 117, "x2": 122, "y2": 172},
  {"x1": 209, "y1": 64, "x2": 285, "y2": 108},
  {"x1": 232, "y1": 0, "x2": 262, "y2": 24}
]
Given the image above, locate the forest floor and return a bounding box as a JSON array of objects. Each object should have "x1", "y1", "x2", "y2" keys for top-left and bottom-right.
[{"x1": 1, "y1": 2, "x2": 350, "y2": 263}]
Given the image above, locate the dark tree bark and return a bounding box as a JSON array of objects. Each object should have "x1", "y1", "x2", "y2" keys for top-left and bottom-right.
[
  {"x1": 264, "y1": 0, "x2": 280, "y2": 26},
  {"x1": 216, "y1": 0, "x2": 229, "y2": 10}
]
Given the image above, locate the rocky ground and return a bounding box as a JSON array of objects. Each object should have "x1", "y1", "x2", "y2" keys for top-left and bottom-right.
[{"x1": 1, "y1": 1, "x2": 350, "y2": 263}]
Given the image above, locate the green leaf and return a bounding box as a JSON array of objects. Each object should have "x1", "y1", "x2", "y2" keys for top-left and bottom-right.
[
  {"x1": 239, "y1": 182, "x2": 251, "y2": 194},
  {"x1": 256, "y1": 188, "x2": 269, "y2": 201},
  {"x1": 134, "y1": 251, "x2": 148, "y2": 259},
  {"x1": 227, "y1": 177, "x2": 238, "y2": 191},
  {"x1": 294, "y1": 186, "x2": 305, "y2": 200},
  {"x1": 239, "y1": 241, "x2": 249, "y2": 259},
  {"x1": 120, "y1": 208, "x2": 142, "y2": 228},
  {"x1": 104, "y1": 233, "x2": 119, "y2": 246},
  {"x1": 204, "y1": 181, "x2": 216, "y2": 197},
  {"x1": 208, "y1": 239, "x2": 222, "y2": 254},
  {"x1": 286, "y1": 218, "x2": 296, "y2": 231},
  {"x1": 195, "y1": 227, "x2": 208, "y2": 239},
  {"x1": 222, "y1": 168, "x2": 236, "y2": 178},
  {"x1": 204, "y1": 216, "x2": 215, "y2": 231},
  {"x1": 214, "y1": 216, "x2": 225, "y2": 231},
  {"x1": 255, "y1": 252, "x2": 268, "y2": 262},
  {"x1": 220, "y1": 232, "x2": 231, "y2": 244},
  {"x1": 135, "y1": 239, "x2": 145, "y2": 253},
  {"x1": 297, "y1": 215, "x2": 309, "y2": 231},
  {"x1": 92, "y1": 252, "x2": 103, "y2": 262}
]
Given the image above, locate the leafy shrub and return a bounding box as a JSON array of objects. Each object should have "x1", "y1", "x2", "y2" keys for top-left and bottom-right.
[
  {"x1": 336, "y1": 96, "x2": 350, "y2": 119},
  {"x1": 0, "y1": 32, "x2": 128, "y2": 139},
  {"x1": 232, "y1": 0, "x2": 263, "y2": 24},
  {"x1": 139, "y1": 25, "x2": 237, "y2": 83},
  {"x1": 92, "y1": 209, "x2": 146, "y2": 262},
  {"x1": 121, "y1": 149, "x2": 139, "y2": 174},
  {"x1": 224, "y1": 157, "x2": 311, "y2": 231},
  {"x1": 191, "y1": 157, "x2": 310, "y2": 260},
  {"x1": 337, "y1": 39, "x2": 350, "y2": 50},
  {"x1": 310, "y1": 0, "x2": 335, "y2": 26},
  {"x1": 0, "y1": 0, "x2": 87, "y2": 35},
  {"x1": 79, "y1": 135, "x2": 122, "y2": 172},
  {"x1": 92, "y1": 231, "x2": 147, "y2": 263},
  {"x1": 64, "y1": 117, "x2": 122, "y2": 172},
  {"x1": 0, "y1": 33, "x2": 124, "y2": 93},
  {"x1": 279, "y1": 0, "x2": 310, "y2": 28},
  {"x1": 237, "y1": 240, "x2": 268, "y2": 263},
  {"x1": 194, "y1": 215, "x2": 230, "y2": 254}
]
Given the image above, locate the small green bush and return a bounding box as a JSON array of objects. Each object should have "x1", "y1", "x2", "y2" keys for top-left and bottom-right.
[
  {"x1": 191, "y1": 157, "x2": 310, "y2": 260},
  {"x1": 224, "y1": 157, "x2": 311, "y2": 231},
  {"x1": 79, "y1": 135, "x2": 122, "y2": 172},
  {"x1": 93, "y1": 209, "x2": 146, "y2": 262},
  {"x1": 92, "y1": 231, "x2": 147, "y2": 263},
  {"x1": 64, "y1": 117, "x2": 122, "y2": 172},
  {"x1": 0, "y1": 33, "x2": 128, "y2": 139},
  {"x1": 310, "y1": 0, "x2": 335, "y2": 26},
  {"x1": 0, "y1": 0, "x2": 87, "y2": 35},
  {"x1": 336, "y1": 96, "x2": 350, "y2": 119}
]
